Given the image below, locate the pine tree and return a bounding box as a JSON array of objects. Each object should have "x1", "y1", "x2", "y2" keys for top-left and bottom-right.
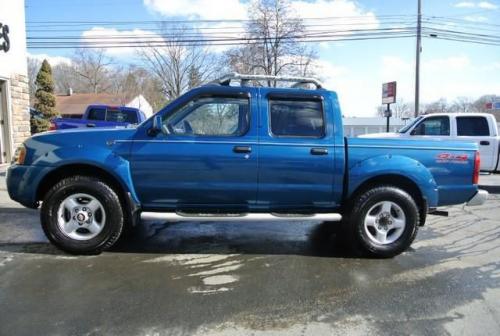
[{"x1": 31, "y1": 59, "x2": 58, "y2": 133}]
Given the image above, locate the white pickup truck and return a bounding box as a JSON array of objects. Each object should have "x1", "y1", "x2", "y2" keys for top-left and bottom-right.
[{"x1": 361, "y1": 113, "x2": 500, "y2": 172}]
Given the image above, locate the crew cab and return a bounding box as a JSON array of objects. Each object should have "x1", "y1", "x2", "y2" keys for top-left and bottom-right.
[
  {"x1": 361, "y1": 113, "x2": 500, "y2": 172},
  {"x1": 7, "y1": 74, "x2": 488, "y2": 257},
  {"x1": 51, "y1": 104, "x2": 147, "y2": 130}
]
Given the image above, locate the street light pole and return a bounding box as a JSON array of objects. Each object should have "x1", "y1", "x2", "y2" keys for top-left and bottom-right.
[{"x1": 415, "y1": 0, "x2": 422, "y2": 117}]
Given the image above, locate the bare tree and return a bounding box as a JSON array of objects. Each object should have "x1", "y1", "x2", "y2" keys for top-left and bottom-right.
[
  {"x1": 27, "y1": 57, "x2": 41, "y2": 105},
  {"x1": 113, "y1": 65, "x2": 168, "y2": 111},
  {"x1": 423, "y1": 98, "x2": 449, "y2": 114},
  {"x1": 71, "y1": 48, "x2": 115, "y2": 93},
  {"x1": 52, "y1": 62, "x2": 80, "y2": 95},
  {"x1": 377, "y1": 99, "x2": 413, "y2": 118},
  {"x1": 138, "y1": 26, "x2": 221, "y2": 101},
  {"x1": 226, "y1": 0, "x2": 317, "y2": 86},
  {"x1": 451, "y1": 96, "x2": 474, "y2": 113}
]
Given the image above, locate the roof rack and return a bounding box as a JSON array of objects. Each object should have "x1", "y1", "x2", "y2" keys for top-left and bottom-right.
[{"x1": 214, "y1": 72, "x2": 323, "y2": 89}]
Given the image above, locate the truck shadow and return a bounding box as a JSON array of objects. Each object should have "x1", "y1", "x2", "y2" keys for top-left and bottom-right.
[
  {"x1": 111, "y1": 220, "x2": 364, "y2": 258},
  {"x1": 0, "y1": 220, "x2": 364, "y2": 258}
]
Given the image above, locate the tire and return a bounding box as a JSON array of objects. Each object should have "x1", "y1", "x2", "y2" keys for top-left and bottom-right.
[
  {"x1": 41, "y1": 175, "x2": 124, "y2": 255},
  {"x1": 346, "y1": 186, "x2": 420, "y2": 258}
]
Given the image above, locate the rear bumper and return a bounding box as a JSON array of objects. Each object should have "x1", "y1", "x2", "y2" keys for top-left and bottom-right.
[{"x1": 466, "y1": 189, "x2": 488, "y2": 206}]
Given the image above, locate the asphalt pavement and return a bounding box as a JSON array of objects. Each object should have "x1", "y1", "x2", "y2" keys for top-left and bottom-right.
[{"x1": 0, "y1": 168, "x2": 499, "y2": 335}]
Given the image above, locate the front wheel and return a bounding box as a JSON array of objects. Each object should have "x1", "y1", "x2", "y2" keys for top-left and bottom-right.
[
  {"x1": 41, "y1": 175, "x2": 124, "y2": 254},
  {"x1": 347, "y1": 186, "x2": 420, "y2": 258}
]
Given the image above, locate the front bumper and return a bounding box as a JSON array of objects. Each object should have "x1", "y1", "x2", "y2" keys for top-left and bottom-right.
[
  {"x1": 7, "y1": 164, "x2": 50, "y2": 208},
  {"x1": 466, "y1": 189, "x2": 488, "y2": 206}
]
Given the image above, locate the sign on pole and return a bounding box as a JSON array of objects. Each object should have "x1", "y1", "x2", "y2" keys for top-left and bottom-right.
[{"x1": 382, "y1": 81, "x2": 397, "y2": 104}]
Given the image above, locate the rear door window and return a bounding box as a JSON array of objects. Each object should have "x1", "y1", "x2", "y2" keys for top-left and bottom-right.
[
  {"x1": 87, "y1": 108, "x2": 106, "y2": 121},
  {"x1": 457, "y1": 116, "x2": 490, "y2": 136},
  {"x1": 106, "y1": 108, "x2": 138, "y2": 123},
  {"x1": 412, "y1": 116, "x2": 450, "y2": 136},
  {"x1": 269, "y1": 99, "x2": 324, "y2": 137}
]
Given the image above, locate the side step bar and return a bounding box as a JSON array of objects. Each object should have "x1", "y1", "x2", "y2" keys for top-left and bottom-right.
[{"x1": 141, "y1": 212, "x2": 342, "y2": 222}]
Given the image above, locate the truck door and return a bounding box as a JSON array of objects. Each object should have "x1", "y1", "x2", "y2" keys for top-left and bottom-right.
[
  {"x1": 409, "y1": 115, "x2": 451, "y2": 139},
  {"x1": 455, "y1": 115, "x2": 495, "y2": 171},
  {"x1": 129, "y1": 87, "x2": 259, "y2": 211},
  {"x1": 257, "y1": 91, "x2": 337, "y2": 210}
]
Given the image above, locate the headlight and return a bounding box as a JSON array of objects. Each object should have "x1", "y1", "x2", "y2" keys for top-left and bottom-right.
[{"x1": 12, "y1": 145, "x2": 26, "y2": 165}]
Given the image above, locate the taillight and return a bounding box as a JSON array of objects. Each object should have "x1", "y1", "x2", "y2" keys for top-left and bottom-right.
[
  {"x1": 49, "y1": 122, "x2": 57, "y2": 131},
  {"x1": 473, "y1": 151, "x2": 480, "y2": 185}
]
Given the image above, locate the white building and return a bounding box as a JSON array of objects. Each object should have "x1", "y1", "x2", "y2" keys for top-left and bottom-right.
[
  {"x1": 343, "y1": 117, "x2": 408, "y2": 137},
  {"x1": 0, "y1": 0, "x2": 30, "y2": 164}
]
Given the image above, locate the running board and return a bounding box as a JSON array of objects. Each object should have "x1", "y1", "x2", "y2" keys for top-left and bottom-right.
[{"x1": 140, "y1": 212, "x2": 342, "y2": 222}]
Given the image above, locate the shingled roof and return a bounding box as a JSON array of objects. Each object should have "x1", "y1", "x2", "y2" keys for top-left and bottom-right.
[{"x1": 56, "y1": 93, "x2": 135, "y2": 115}]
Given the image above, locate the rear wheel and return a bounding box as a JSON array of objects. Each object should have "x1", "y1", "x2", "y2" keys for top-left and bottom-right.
[
  {"x1": 41, "y1": 175, "x2": 124, "y2": 254},
  {"x1": 347, "y1": 186, "x2": 419, "y2": 258}
]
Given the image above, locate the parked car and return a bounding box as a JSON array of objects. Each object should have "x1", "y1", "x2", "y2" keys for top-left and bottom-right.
[
  {"x1": 7, "y1": 73, "x2": 487, "y2": 257},
  {"x1": 361, "y1": 113, "x2": 500, "y2": 172},
  {"x1": 50, "y1": 104, "x2": 147, "y2": 130}
]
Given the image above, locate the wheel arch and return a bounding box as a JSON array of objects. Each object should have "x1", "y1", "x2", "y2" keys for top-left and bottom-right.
[
  {"x1": 347, "y1": 174, "x2": 428, "y2": 226},
  {"x1": 36, "y1": 163, "x2": 140, "y2": 225}
]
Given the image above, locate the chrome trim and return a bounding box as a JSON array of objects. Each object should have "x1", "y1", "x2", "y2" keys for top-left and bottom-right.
[
  {"x1": 141, "y1": 212, "x2": 342, "y2": 222},
  {"x1": 466, "y1": 189, "x2": 488, "y2": 206}
]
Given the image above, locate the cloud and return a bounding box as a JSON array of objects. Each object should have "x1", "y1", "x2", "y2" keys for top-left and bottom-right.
[
  {"x1": 143, "y1": 0, "x2": 247, "y2": 20},
  {"x1": 378, "y1": 55, "x2": 500, "y2": 107},
  {"x1": 81, "y1": 27, "x2": 162, "y2": 57},
  {"x1": 28, "y1": 53, "x2": 72, "y2": 66},
  {"x1": 291, "y1": 0, "x2": 378, "y2": 26},
  {"x1": 455, "y1": 1, "x2": 476, "y2": 8},
  {"x1": 425, "y1": 55, "x2": 471, "y2": 71},
  {"x1": 478, "y1": 1, "x2": 499, "y2": 9},
  {"x1": 454, "y1": 1, "x2": 498, "y2": 9},
  {"x1": 463, "y1": 15, "x2": 489, "y2": 21},
  {"x1": 143, "y1": 0, "x2": 379, "y2": 50}
]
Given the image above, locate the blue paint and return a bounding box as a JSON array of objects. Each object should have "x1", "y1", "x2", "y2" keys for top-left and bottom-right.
[
  {"x1": 7, "y1": 85, "x2": 478, "y2": 213},
  {"x1": 52, "y1": 105, "x2": 147, "y2": 129}
]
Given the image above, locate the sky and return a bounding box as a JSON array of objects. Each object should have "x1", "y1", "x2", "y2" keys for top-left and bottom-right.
[{"x1": 25, "y1": 0, "x2": 500, "y2": 116}]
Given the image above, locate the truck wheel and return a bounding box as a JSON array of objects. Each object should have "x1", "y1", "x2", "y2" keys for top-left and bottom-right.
[
  {"x1": 347, "y1": 186, "x2": 419, "y2": 258},
  {"x1": 41, "y1": 175, "x2": 124, "y2": 255}
]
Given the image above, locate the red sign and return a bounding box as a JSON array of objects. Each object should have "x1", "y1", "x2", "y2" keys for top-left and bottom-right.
[{"x1": 382, "y1": 82, "x2": 397, "y2": 104}]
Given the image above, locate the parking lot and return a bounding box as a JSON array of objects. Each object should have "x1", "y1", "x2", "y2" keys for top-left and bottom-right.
[{"x1": 0, "y1": 168, "x2": 499, "y2": 336}]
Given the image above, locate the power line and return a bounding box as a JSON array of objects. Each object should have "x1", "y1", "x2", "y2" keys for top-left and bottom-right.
[{"x1": 24, "y1": 14, "x2": 500, "y2": 50}]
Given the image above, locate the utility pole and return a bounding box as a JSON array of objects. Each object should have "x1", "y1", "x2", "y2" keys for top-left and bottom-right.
[{"x1": 414, "y1": 0, "x2": 422, "y2": 117}]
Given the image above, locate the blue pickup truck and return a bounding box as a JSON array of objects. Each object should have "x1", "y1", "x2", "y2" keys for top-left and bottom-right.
[
  {"x1": 7, "y1": 73, "x2": 487, "y2": 257},
  {"x1": 50, "y1": 105, "x2": 147, "y2": 130}
]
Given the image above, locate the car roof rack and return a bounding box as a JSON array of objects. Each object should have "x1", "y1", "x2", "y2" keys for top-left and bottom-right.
[{"x1": 213, "y1": 72, "x2": 323, "y2": 89}]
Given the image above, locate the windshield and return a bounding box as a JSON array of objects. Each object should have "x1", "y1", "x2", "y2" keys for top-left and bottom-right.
[{"x1": 398, "y1": 116, "x2": 423, "y2": 133}]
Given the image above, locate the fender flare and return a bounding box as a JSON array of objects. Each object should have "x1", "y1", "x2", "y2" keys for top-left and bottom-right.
[
  {"x1": 347, "y1": 154, "x2": 439, "y2": 208},
  {"x1": 34, "y1": 145, "x2": 140, "y2": 205}
]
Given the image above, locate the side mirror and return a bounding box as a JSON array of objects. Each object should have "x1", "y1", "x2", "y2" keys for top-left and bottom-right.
[{"x1": 147, "y1": 115, "x2": 163, "y2": 137}]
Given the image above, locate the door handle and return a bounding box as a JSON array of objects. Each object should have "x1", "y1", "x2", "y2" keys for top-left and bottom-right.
[
  {"x1": 86, "y1": 123, "x2": 96, "y2": 128},
  {"x1": 480, "y1": 141, "x2": 490, "y2": 146},
  {"x1": 311, "y1": 148, "x2": 328, "y2": 155},
  {"x1": 233, "y1": 146, "x2": 252, "y2": 154}
]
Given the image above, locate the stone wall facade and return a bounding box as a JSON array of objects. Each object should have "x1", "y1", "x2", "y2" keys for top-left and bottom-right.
[{"x1": 9, "y1": 73, "x2": 31, "y2": 151}]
